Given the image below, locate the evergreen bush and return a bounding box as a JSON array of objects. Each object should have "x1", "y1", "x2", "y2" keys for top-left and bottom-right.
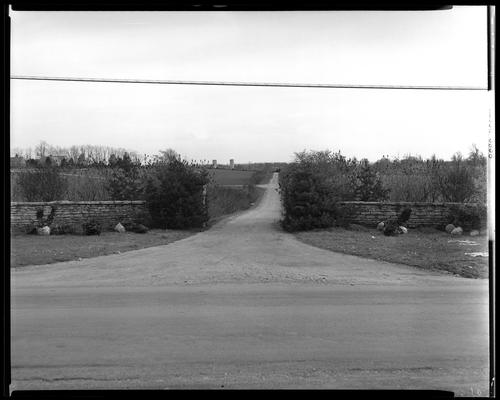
[{"x1": 143, "y1": 159, "x2": 210, "y2": 229}]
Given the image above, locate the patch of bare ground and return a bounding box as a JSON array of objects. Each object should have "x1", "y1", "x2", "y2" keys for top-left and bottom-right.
[{"x1": 294, "y1": 226, "x2": 489, "y2": 279}]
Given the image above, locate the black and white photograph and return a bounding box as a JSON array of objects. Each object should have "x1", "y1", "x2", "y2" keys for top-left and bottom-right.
[{"x1": 6, "y1": 3, "x2": 495, "y2": 396}]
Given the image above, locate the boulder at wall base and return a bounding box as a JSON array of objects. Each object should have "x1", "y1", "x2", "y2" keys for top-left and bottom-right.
[
  {"x1": 451, "y1": 227, "x2": 463, "y2": 236},
  {"x1": 445, "y1": 224, "x2": 456, "y2": 234},
  {"x1": 114, "y1": 223, "x2": 126, "y2": 233},
  {"x1": 470, "y1": 230, "x2": 480, "y2": 237},
  {"x1": 37, "y1": 226, "x2": 51, "y2": 236},
  {"x1": 399, "y1": 226, "x2": 408, "y2": 234},
  {"x1": 377, "y1": 222, "x2": 385, "y2": 231}
]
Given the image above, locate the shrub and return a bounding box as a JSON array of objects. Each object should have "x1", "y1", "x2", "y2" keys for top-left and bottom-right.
[
  {"x1": 144, "y1": 159, "x2": 210, "y2": 229},
  {"x1": 383, "y1": 220, "x2": 399, "y2": 236},
  {"x1": 123, "y1": 222, "x2": 149, "y2": 233},
  {"x1": 27, "y1": 206, "x2": 57, "y2": 230},
  {"x1": 25, "y1": 225, "x2": 38, "y2": 235},
  {"x1": 51, "y1": 224, "x2": 75, "y2": 235},
  {"x1": 397, "y1": 207, "x2": 412, "y2": 226},
  {"x1": 17, "y1": 166, "x2": 68, "y2": 202},
  {"x1": 107, "y1": 167, "x2": 143, "y2": 200},
  {"x1": 447, "y1": 204, "x2": 487, "y2": 231},
  {"x1": 83, "y1": 220, "x2": 101, "y2": 235},
  {"x1": 353, "y1": 160, "x2": 390, "y2": 201},
  {"x1": 279, "y1": 150, "x2": 357, "y2": 231},
  {"x1": 334, "y1": 203, "x2": 356, "y2": 228}
]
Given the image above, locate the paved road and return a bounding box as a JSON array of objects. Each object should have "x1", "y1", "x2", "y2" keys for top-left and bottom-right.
[{"x1": 11, "y1": 173, "x2": 490, "y2": 394}]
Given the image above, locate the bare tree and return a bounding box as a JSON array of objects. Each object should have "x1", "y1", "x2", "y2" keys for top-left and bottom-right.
[
  {"x1": 35, "y1": 141, "x2": 49, "y2": 158},
  {"x1": 159, "y1": 148, "x2": 181, "y2": 163},
  {"x1": 69, "y1": 146, "x2": 80, "y2": 162}
]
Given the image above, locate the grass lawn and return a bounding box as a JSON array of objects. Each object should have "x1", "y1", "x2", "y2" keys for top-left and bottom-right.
[
  {"x1": 294, "y1": 226, "x2": 489, "y2": 279},
  {"x1": 10, "y1": 229, "x2": 198, "y2": 268}
]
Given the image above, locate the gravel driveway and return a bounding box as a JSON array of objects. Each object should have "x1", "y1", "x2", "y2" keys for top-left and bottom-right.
[{"x1": 11, "y1": 173, "x2": 490, "y2": 394}]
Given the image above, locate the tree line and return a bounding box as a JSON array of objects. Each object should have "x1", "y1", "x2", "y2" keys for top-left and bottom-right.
[{"x1": 11, "y1": 141, "x2": 142, "y2": 167}]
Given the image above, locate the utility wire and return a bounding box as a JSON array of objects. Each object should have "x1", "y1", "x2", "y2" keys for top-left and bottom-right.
[{"x1": 10, "y1": 75, "x2": 487, "y2": 90}]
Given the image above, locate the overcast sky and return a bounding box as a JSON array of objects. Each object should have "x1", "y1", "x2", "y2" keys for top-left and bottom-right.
[{"x1": 10, "y1": 6, "x2": 490, "y2": 163}]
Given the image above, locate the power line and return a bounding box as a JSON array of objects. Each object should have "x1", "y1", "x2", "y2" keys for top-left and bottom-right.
[{"x1": 10, "y1": 75, "x2": 487, "y2": 91}]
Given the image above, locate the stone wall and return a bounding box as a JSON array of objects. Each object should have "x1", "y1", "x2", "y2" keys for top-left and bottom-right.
[
  {"x1": 338, "y1": 201, "x2": 475, "y2": 228},
  {"x1": 10, "y1": 201, "x2": 149, "y2": 234},
  {"x1": 10, "y1": 200, "x2": 480, "y2": 234}
]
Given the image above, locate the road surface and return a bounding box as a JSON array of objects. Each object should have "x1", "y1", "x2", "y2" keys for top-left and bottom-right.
[{"x1": 11, "y1": 173, "x2": 490, "y2": 394}]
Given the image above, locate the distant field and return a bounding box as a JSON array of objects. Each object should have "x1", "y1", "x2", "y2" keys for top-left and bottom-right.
[
  {"x1": 208, "y1": 169, "x2": 256, "y2": 186},
  {"x1": 11, "y1": 167, "x2": 269, "y2": 201}
]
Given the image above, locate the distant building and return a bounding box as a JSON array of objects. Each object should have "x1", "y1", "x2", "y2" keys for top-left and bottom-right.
[
  {"x1": 212, "y1": 159, "x2": 217, "y2": 168},
  {"x1": 39, "y1": 155, "x2": 67, "y2": 166},
  {"x1": 10, "y1": 155, "x2": 26, "y2": 168},
  {"x1": 50, "y1": 155, "x2": 67, "y2": 166},
  {"x1": 229, "y1": 159, "x2": 234, "y2": 169}
]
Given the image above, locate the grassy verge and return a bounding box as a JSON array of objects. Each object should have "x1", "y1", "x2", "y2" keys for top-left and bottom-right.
[
  {"x1": 207, "y1": 185, "x2": 266, "y2": 224},
  {"x1": 250, "y1": 170, "x2": 273, "y2": 185},
  {"x1": 10, "y1": 229, "x2": 197, "y2": 268},
  {"x1": 294, "y1": 226, "x2": 489, "y2": 279}
]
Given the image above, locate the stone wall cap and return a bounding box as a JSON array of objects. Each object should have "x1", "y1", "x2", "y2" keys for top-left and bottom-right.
[
  {"x1": 11, "y1": 200, "x2": 146, "y2": 206},
  {"x1": 339, "y1": 201, "x2": 479, "y2": 206}
]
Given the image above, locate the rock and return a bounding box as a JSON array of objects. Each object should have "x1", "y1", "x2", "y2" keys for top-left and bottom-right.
[
  {"x1": 399, "y1": 226, "x2": 408, "y2": 234},
  {"x1": 445, "y1": 224, "x2": 455, "y2": 234},
  {"x1": 114, "y1": 223, "x2": 126, "y2": 233},
  {"x1": 470, "y1": 230, "x2": 480, "y2": 237},
  {"x1": 37, "y1": 226, "x2": 50, "y2": 235},
  {"x1": 451, "y1": 227, "x2": 463, "y2": 236},
  {"x1": 377, "y1": 222, "x2": 385, "y2": 231}
]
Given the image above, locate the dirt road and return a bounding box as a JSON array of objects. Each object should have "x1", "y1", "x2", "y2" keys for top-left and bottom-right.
[{"x1": 11, "y1": 173, "x2": 490, "y2": 394}]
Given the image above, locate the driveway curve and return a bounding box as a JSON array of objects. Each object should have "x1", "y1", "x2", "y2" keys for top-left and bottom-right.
[
  {"x1": 11, "y1": 173, "x2": 490, "y2": 394},
  {"x1": 12, "y1": 173, "x2": 486, "y2": 289}
]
